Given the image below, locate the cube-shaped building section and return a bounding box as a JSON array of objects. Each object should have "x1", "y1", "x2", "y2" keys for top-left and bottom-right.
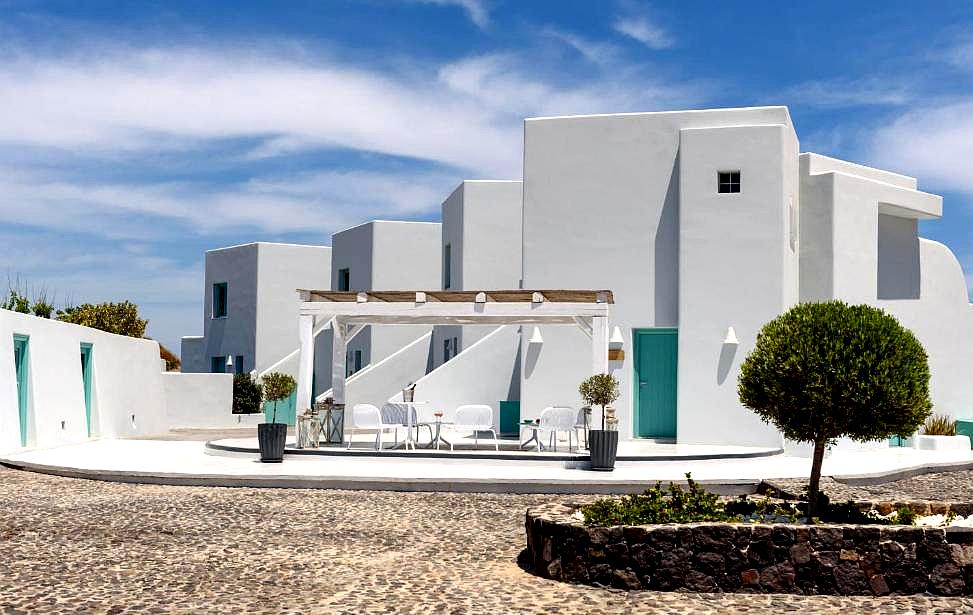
[
  {"x1": 329, "y1": 220, "x2": 442, "y2": 375},
  {"x1": 180, "y1": 242, "x2": 332, "y2": 377},
  {"x1": 432, "y1": 180, "x2": 523, "y2": 369}
]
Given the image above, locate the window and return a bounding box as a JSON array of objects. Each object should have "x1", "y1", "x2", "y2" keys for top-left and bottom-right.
[
  {"x1": 337, "y1": 268, "x2": 351, "y2": 292},
  {"x1": 211, "y1": 356, "x2": 226, "y2": 373},
  {"x1": 235, "y1": 355, "x2": 244, "y2": 374},
  {"x1": 212, "y1": 282, "x2": 228, "y2": 318},
  {"x1": 443, "y1": 243, "x2": 452, "y2": 290},
  {"x1": 718, "y1": 171, "x2": 741, "y2": 194},
  {"x1": 346, "y1": 349, "x2": 362, "y2": 376},
  {"x1": 443, "y1": 336, "x2": 460, "y2": 363}
]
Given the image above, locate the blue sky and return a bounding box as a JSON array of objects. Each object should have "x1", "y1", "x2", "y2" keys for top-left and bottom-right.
[{"x1": 2, "y1": 0, "x2": 973, "y2": 353}]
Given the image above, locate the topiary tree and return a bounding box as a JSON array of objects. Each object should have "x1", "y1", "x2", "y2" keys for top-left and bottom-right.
[
  {"x1": 739, "y1": 301, "x2": 932, "y2": 517},
  {"x1": 233, "y1": 373, "x2": 264, "y2": 415},
  {"x1": 579, "y1": 373, "x2": 620, "y2": 431},
  {"x1": 262, "y1": 372, "x2": 296, "y2": 424}
]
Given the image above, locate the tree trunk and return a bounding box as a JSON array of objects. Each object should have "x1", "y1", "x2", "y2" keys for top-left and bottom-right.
[
  {"x1": 807, "y1": 439, "x2": 827, "y2": 519},
  {"x1": 272, "y1": 400, "x2": 278, "y2": 424}
]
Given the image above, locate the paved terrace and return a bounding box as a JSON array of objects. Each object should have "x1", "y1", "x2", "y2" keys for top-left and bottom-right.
[
  {"x1": 2, "y1": 435, "x2": 972, "y2": 492},
  {"x1": 2, "y1": 465, "x2": 973, "y2": 613}
]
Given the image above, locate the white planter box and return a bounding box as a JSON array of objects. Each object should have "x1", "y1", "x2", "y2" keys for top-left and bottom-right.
[{"x1": 908, "y1": 434, "x2": 971, "y2": 451}]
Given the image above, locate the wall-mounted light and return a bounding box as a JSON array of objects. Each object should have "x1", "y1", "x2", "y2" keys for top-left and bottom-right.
[
  {"x1": 528, "y1": 326, "x2": 544, "y2": 344},
  {"x1": 225, "y1": 355, "x2": 234, "y2": 371},
  {"x1": 609, "y1": 326, "x2": 624, "y2": 348},
  {"x1": 723, "y1": 326, "x2": 739, "y2": 345}
]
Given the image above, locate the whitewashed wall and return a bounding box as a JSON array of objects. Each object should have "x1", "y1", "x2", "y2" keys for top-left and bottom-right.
[
  {"x1": 330, "y1": 221, "x2": 441, "y2": 374},
  {"x1": 520, "y1": 107, "x2": 797, "y2": 445},
  {"x1": 162, "y1": 372, "x2": 250, "y2": 429},
  {"x1": 800, "y1": 152, "x2": 973, "y2": 428},
  {"x1": 0, "y1": 310, "x2": 169, "y2": 452},
  {"x1": 432, "y1": 180, "x2": 523, "y2": 369},
  {"x1": 392, "y1": 326, "x2": 521, "y2": 431}
]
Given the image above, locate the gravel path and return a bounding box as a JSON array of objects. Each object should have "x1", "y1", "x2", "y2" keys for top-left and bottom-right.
[{"x1": 2, "y1": 466, "x2": 973, "y2": 613}]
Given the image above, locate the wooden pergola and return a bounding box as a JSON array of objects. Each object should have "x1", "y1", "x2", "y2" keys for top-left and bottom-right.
[{"x1": 295, "y1": 289, "x2": 614, "y2": 412}]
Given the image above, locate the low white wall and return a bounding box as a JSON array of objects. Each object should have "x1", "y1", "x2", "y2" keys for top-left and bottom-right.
[
  {"x1": 0, "y1": 309, "x2": 169, "y2": 453},
  {"x1": 162, "y1": 372, "x2": 241, "y2": 429},
  {"x1": 389, "y1": 326, "x2": 520, "y2": 431}
]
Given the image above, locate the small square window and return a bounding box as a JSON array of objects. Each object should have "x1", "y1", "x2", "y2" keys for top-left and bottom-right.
[
  {"x1": 234, "y1": 355, "x2": 244, "y2": 374},
  {"x1": 718, "y1": 171, "x2": 741, "y2": 194}
]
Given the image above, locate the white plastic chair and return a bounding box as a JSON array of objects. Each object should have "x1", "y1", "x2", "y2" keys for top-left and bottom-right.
[
  {"x1": 536, "y1": 406, "x2": 577, "y2": 452},
  {"x1": 534, "y1": 406, "x2": 559, "y2": 451},
  {"x1": 347, "y1": 403, "x2": 397, "y2": 450},
  {"x1": 574, "y1": 407, "x2": 590, "y2": 449},
  {"x1": 447, "y1": 404, "x2": 499, "y2": 451}
]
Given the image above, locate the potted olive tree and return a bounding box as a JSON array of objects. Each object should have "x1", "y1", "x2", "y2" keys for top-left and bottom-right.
[
  {"x1": 580, "y1": 373, "x2": 620, "y2": 471},
  {"x1": 258, "y1": 372, "x2": 296, "y2": 463}
]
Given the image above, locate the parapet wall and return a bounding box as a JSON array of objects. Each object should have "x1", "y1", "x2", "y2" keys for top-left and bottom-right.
[{"x1": 525, "y1": 502, "x2": 973, "y2": 595}]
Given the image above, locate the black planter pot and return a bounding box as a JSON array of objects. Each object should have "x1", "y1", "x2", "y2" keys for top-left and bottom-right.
[
  {"x1": 589, "y1": 429, "x2": 619, "y2": 471},
  {"x1": 258, "y1": 422, "x2": 288, "y2": 463}
]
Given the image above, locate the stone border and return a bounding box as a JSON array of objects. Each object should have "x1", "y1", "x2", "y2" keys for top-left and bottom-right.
[
  {"x1": 758, "y1": 481, "x2": 973, "y2": 517},
  {"x1": 525, "y1": 502, "x2": 973, "y2": 595}
]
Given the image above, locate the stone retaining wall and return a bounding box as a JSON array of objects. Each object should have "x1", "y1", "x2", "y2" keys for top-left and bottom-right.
[{"x1": 525, "y1": 502, "x2": 973, "y2": 595}]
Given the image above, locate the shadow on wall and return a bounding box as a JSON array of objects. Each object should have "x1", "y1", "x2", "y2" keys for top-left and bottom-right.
[
  {"x1": 878, "y1": 215, "x2": 920, "y2": 300},
  {"x1": 655, "y1": 155, "x2": 679, "y2": 327},
  {"x1": 525, "y1": 335, "x2": 541, "y2": 378},
  {"x1": 717, "y1": 341, "x2": 737, "y2": 385}
]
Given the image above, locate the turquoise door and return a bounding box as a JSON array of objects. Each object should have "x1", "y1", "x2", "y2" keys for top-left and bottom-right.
[
  {"x1": 633, "y1": 328, "x2": 678, "y2": 439},
  {"x1": 80, "y1": 344, "x2": 93, "y2": 436},
  {"x1": 13, "y1": 335, "x2": 29, "y2": 446}
]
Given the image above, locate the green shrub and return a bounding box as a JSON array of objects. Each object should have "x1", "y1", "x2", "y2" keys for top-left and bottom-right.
[
  {"x1": 738, "y1": 301, "x2": 932, "y2": 517},
  {"x1": 262, "y1": 372, "x2": 296, "y2": 423},
  {"x1": 922, "y1": 414, "x2": 957, "y2": 436},
  {"x1": 581, "y1": 474, "x2": 733, "y2": 526},
  {"x1": 233, "y1": 373, "x2": 263, "y2": 415},
  {"x1": 57, "y1": 301, "x2": 148, "y2": 337},
  {"x1": 2, "y1": 290, "x2": 31, "y2": 314},
  {"x1": 895, "y1": 505, "x2": 917, "y2": 526},
  {"x1": 579, "y1": 373, "x2": 620, "y2": 431}
]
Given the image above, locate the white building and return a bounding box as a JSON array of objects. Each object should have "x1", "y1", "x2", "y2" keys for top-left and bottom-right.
[
  {"x1": 292, "y1": 106, "x2": 971, "y2": 450},
  {"x1": 180, "y1": 242, "x2": 332, "y2": 376},
  {"x1": 515, "y1": 106, "x2": 970, "y2": 448},
  {"x1": 432, "y1": 180, "x2": 523, "y2": 369},
  {"x1": 330, "y1": 220, "x2": 442, "y2": 376}
]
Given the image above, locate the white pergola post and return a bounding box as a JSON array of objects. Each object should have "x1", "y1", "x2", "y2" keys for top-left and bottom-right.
[
  {"x1": 296, "y1": 313, "x2": 315, "y2": 411},
  {"x1": 331, "y1": 317, "x2": 347, "y2": 406},
  {"x1": 591, "y1": 315, "x2": 609, "y2": 375}
]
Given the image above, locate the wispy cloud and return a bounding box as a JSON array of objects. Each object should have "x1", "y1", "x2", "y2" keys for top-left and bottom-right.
[
  {"x1": 612, "y1": 4, "x2": 673, "y2": 50},
  {"x1": 868, "y1": 100, "x2": 973, "y2": 195},
  {"x1": 0, "y1": 167, "x2": 458, "y2": 239},
  {"x1": 415, "y1": 0, "x2": 490, "y2": 30},
  {"x1": 542, "y1": 27, "x2": 619, "y2": 66},
  {"x1": 784, "y1": 77, "x2": 916, "y2": 108},
  {"x1": 0, "y1": 28, "x2": 705, "y2": 352}
]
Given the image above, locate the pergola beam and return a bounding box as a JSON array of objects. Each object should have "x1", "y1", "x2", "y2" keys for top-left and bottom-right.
[{"x1": 294, "y1": 289, "x2": 614, "y2": 415}]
